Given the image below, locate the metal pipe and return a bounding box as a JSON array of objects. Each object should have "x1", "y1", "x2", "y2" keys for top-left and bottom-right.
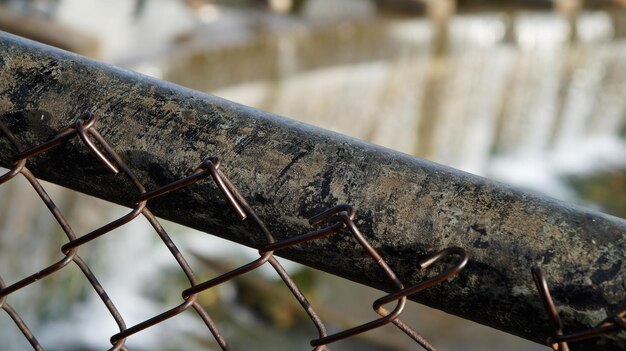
[{"x1": 0, "y1": 32, "x2": 624, "y2": 350}]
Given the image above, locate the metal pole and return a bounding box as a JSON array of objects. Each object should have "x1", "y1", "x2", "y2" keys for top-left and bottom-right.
[{"x1": 0, "y1": 32, "x2": 624, "y2": 350}]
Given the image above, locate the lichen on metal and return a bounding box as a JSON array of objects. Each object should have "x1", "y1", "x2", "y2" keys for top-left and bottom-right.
[{"x1": 0, "y1": 32, "x2": 624, "y2": 350}]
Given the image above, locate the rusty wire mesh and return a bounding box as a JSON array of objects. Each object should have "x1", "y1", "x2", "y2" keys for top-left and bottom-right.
[
  {"x1": 1, "y1": 112, "x2": 624, "y2": 351},
  {"x1": 0, "y1": 112, "x2": 469, "y2": 351},
  {"x1": 531, "y1": 268, "x2": 626, "y2": 351}
]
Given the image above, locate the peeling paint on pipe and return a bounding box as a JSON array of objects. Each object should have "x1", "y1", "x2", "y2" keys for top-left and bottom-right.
[{"x1": 0, "y1": 32, "x2": 624, "y2": 350}]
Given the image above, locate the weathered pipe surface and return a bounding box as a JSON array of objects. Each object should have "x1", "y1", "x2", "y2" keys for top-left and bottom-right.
[{"x1": 0, "y1": 32, "x2": 624, "y2": 349}]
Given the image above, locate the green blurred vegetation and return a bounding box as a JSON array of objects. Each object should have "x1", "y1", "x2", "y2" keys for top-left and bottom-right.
[{"x1": 568, "y1": 169, "x2": 626, "y2": 219}]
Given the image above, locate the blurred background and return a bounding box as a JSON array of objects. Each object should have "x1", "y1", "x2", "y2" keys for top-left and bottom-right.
[{"x1": 0, "y1": 0, "x2": 625, "y2": 350}]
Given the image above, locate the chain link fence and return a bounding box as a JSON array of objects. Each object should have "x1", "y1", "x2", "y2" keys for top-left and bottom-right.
[
  {"x1": 2, "y1": 111, "x2": 624, "y2": 351},
  {"x1": 0, "y1": 112, "x2": 477, "y2": 350}
]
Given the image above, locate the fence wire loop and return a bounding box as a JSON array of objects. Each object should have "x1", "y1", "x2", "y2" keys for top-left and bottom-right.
[
  {"x1": 260, "y1": 204, "x2": 354, "y2": 253},
  {"x1": 531, "y1": 266, "x2": 626, "y2": 351},
  {"x1": 74, "y1": 112, "x2": 120, "y2": 174},
  {"x1": 0, "y1": 111, "x2": 472, "y2": 351},
  {"x1": 373, "y1": 247, "x2": 468, "y2": 310},
  {"x1": 258, "y1": 204, "x2": 464, "y2": 350},
  {"x1": 136, "y1": 156, "x2": 247, "y2": 220}
]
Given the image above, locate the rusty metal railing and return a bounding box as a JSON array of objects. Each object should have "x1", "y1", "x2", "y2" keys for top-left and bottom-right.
[
  {"x1": 0, "y1": 112, "x2": 469, "y2": 350},
  {"x1": 1, "y1": 31, "x2": 625, "y2": 350}
]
